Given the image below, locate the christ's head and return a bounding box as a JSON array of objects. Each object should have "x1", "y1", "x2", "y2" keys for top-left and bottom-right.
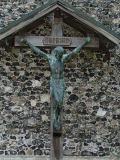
[{"x1": 52, "y1": 46, "x2": 65, "y2": 60}]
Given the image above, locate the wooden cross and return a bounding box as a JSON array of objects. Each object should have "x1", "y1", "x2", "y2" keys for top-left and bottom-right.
[
  {"x1": 14, "y1": 10, "x2": 99, "y2": 160},
  {"x1": 14, "y1": 14, "x2": 99, "y2": 48}
]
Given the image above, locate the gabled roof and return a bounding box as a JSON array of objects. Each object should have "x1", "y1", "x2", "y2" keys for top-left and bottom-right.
[{"x1": 0, "y1": 0, "x2": 119, "y2": 45}]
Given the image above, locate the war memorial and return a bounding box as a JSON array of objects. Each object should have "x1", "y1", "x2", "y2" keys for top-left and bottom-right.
[{"x1": 0, "y1": 0, "x2": 119, "y2": 159}]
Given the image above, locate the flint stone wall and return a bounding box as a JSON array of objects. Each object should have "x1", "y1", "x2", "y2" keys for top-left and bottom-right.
[
  {"x1": 0, "y1": 155, "x2": 118, "y2": 160},
  {"x1": 0, "y1": 46, "x2": 119, "y2": 157}
]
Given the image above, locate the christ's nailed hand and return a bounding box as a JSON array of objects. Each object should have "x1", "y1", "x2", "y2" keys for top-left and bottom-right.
[
  {"x1": 20, "y1": 38, "x2": 27, "y2": 45},
  {"x1": 86, "y1": 37, "x2": 91, "y2": 43}
]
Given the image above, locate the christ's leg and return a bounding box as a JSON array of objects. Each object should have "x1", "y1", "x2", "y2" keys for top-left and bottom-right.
[{"x1": 53, "y1": 102, "x2": 62, "y2": 134}]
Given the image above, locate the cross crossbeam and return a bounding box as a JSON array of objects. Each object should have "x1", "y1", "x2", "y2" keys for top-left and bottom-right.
[{"x1": 15, "y1": 36, "x2": 99, "y2": 48}]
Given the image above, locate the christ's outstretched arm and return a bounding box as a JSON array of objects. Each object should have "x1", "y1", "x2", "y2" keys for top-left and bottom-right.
[
  {"x1": 62, "y1": 37, "x2": 91, "y2": 62},
  {"x1": 22, "y1": 39, "x2": 49, "y2": 60}
]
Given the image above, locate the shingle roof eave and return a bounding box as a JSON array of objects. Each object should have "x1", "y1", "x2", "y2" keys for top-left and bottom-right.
[{"x1": 0, "y1": 0, "x2": 56, "y2": 35}]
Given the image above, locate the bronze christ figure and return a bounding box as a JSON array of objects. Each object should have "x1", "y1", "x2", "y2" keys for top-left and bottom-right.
[{"x1": 22, "y1": 37, "x2": 90, "y2": 132}]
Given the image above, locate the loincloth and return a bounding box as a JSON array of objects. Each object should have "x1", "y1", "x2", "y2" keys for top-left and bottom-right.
[{"x1": 50, "y1": 78, "x2": 65, "y2": 103}]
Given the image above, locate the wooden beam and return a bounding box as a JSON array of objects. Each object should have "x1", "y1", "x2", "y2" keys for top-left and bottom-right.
[
  {"x1": 52, "y1": 18, "x2": 63, "y2": 37},
  {"x1": 15, "y1": 36, "x2": 99, "y2": 48},
  {"x1": 51, "y1": 10, "x2": 64, "y2": 160}
]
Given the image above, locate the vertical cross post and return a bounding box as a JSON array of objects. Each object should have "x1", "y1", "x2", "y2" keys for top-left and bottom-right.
[{"x1": 50, "y1": 10, "x2": 63, "y2": 160}]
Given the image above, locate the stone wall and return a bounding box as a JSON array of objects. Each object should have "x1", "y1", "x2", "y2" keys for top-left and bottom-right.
[
  {"x1": 0, "y1": 0, "x2": 119, "y2": 158},
  {"x1": 0, "y1": 155, "x2": 118, "y2": 160},
  {"x1": 0, "y1": 46, "x2": 119, "y2": 157}
]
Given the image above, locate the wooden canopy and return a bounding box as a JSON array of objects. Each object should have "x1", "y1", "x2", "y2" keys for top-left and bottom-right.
[{"x1": 0, "y1": 0, "x2": 119, "y2": 46}]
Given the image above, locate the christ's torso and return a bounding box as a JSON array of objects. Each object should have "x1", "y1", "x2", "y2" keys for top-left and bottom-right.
[{"x1": 49, "y1": 57, "x2": 64, "y2": 79}]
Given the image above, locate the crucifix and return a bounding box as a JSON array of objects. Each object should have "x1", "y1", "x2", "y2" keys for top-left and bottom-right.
[{"x1": 15, "y1": 10, "x2": 99, "y2": 160}]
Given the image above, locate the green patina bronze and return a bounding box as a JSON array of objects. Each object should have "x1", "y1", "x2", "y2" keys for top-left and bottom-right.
[{"x1": 23, "y1": 37, "x2": 90, "y2": 132}]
